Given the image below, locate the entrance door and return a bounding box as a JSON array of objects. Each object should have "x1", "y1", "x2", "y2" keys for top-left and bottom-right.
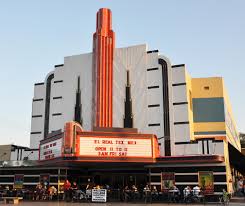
[{"x1": 91, "y1": 173, "x2": 147, "y2": 189}]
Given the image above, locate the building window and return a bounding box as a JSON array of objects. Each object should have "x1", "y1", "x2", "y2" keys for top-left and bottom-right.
[
  {"x1": 147, "y1": 67, "x2": 159, "y2": 71},
  {"x1": 52, "y1": 113, "x2": 62, "y2": 116},
  {"x1": 148, "y1": 86, "x2": 159, "y2": 89},
  {"x1": 54, "y1": 80, "x2": 63, "y2": 83},
  {"x1": 53, "y1": 96, "x2": 62, "y2": 99},
  {"x1": 148, "y1": 123, "x2": 160, "y2": 126},
  {"x1": 148, "y1": 104, "x2": 160, "y2": 108}
]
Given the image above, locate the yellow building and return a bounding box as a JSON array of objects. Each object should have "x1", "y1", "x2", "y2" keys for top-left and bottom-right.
[{"x1": 188, "y1": 77, "x2": 242, "y2": 192}]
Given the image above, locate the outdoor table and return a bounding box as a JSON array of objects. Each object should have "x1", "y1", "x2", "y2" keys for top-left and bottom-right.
[
  {"x1": 131, "y1": 190, "x2": 140, "y2": 202},
  {"x1": 108, "y1": 189, "x2": 120, "y2": 201},
  {"x1": 123, "y1": 190, "x2": 131, "y2": 202},
  {"x1": 203, "y1": 192, "x2": 223, "y2": 204},
  {"x1": 151, "y1": 191, "x2": 159, "y2": 202},
  {"x1": 158, "y1": 191, "x2": 169, "y2": 202},
  {"x1": 168, "y1": 189, "x2": 180, "y2": 202},
  {"x1": 143, "y1": 190, "x2": 151, "y2": 203}
]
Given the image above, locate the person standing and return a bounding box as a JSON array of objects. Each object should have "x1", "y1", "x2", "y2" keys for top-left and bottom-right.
[{"x1": 63, "y1": 180, "x2": 71, "y2": 201}]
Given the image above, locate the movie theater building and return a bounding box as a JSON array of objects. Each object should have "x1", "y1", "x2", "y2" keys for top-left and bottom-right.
[{"x1": 1, "y1": 8, "x2": 244, "y2": 194}]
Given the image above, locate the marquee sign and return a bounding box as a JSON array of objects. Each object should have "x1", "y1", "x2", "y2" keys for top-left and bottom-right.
[
  {"x1": 39, "y1": 138, "x2": 62, "y2": 160},
  {"x1": 78, "y1": 136, "x2": 153, "y2": 158}
]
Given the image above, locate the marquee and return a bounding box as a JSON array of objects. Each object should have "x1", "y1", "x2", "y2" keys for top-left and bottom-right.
[
  {"x1": 78, "y1": 136, "x2": 153, "y2": 158},
  {"x1": 39, "y1": 138, "x2": 62, "y2": 160}
]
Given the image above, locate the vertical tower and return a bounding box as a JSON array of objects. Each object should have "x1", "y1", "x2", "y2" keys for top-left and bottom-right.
[{"x1": 93, "y1": 8, "x2": 115, "y2": 128}]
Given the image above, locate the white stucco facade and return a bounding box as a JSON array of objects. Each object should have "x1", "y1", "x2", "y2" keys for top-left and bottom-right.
[{"x1": 30, "y1": 44, "x2": 226, "y2": 158}]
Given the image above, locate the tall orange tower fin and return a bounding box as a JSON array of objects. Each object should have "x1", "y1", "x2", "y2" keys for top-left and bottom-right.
[{"x1": 93, "y1": 8, "x2": 115, "y2": 128}]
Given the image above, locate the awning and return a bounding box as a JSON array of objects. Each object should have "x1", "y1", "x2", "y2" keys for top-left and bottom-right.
[{"x1": 228, "y1": 143, "x2": 245, "y2": 175}]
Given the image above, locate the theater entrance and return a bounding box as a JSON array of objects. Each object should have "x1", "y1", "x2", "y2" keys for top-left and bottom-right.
[
  {"x1": 93, "y1": 173, "x2": 148, "y2": 189},
  {"x1": 66, "y1": 162, "x2": 150, "y2": 190}
]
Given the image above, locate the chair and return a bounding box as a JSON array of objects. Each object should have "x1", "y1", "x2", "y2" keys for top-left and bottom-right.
[{"x1": 72, "y1": 190, "x2": 88, "y2": 202}]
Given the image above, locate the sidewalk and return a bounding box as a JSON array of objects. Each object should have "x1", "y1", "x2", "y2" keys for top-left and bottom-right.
[
  {"x1": 1, "y1": 201, "x2": 245, "y2": 206},
  {"x1": 230, "y1": 196, "x2": 245, "y2": 203}
]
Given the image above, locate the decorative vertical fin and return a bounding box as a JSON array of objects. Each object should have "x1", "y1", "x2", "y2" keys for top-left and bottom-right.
[
  {"x1": 44, "y1": 73, "x2": 54, "y2": 138},
  {"x1": 124, "y1": 70, "x2": 133, "y2": 128},
  {"x1": 159, "y1": 58, "x2": 171, "y2": 156},
  {"x1": 74, "y1": 76, "x2": 83, "y2": 126}
]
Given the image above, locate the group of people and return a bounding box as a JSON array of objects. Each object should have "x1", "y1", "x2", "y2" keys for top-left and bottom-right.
[
  {"x1": 34, "y1": 183, "x2": 57, "y2": 200},
  {"x1": 122, "y1": 184, "x2": 160, "y2": 202},
  {"x1": 123, "y1": 185, "x2": 141, "y2": 202},
  {"x1": 182, "y1": 185, "x2": 202, "y2": 203},
  {"x1": 2, "y1": 177, "x2": 244, "y2": 203},
  {"x1": 0, "y1": 185, "x2": 20, "y2": 197},
  {"x1": 63, "y1": 180, "x2": 79, "y2": 201}
]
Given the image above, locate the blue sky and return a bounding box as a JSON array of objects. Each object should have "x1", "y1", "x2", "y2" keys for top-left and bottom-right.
[{"x1": 0, "y1": 0, "x2": 244, "y2": 146}]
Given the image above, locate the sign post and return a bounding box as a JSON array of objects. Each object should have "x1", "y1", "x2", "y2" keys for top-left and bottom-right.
[{"x1": 92, "y1": 189, "x2": 107, "y2": 202}]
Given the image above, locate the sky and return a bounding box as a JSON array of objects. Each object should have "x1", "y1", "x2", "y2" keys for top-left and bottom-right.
[{"x1": 0, "y1": 0, "x2": 244, "y2": 146}]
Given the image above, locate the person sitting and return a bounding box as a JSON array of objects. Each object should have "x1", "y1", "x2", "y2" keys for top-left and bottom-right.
[
  {"x1": 183, "y1": 186, "x2": 192, "y2": 203},
  {"x1": 41, "y1": 185, "x2": 48, "y2": 200},
  {"x1": 151, "y1": 186, "x2": 158, "y2": 201},
  {"x1": 237, "y1": 177, "x2": 244, "y2": 197},
  {"x1": 143, "y1": 184, "x2": 150, "y2": 192},
  {"x1": 143, "y1": 184, "x2": 151, "y2": 203},
  {"x1": 131, "y1": 185, "x2": 139, "y2": 201},
  {"x1": 48, "y1": 186, "x2": 57, "y2": 200},
  {"x1": 192, "y1": 185, "x2": 203, "y2": 202},
  {"x1": 71, "y1": 182, "x2": 78, "y2": 190},
  {"x1": 35, "y1": 183, "x2": 43, "y2": 200},
  {"x1": 132, "y1": 185, "x2": 138, "y2": 192},
  {"x1": 193, "y1": 185, "x2": 201, "y2": 196},
  {"x1": 123, "y1": 186, "x2": 131, "y2": 202}
]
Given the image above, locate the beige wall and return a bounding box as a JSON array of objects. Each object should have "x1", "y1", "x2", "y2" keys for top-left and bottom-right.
[{"x1": 0, "y1": 145, "x2": 11, "y2": 161}]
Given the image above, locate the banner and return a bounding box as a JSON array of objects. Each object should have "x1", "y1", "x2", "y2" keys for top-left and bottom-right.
[
  {"x1": 162, "y1": 172, "x2": 175, "y2": 191},
  {"x1": 198, "y1": 171, "x2": 214, "y2": 194},
  {"x1": 92, "y1": 189, "x2": 107, "y2": 202},
  {"x1": 40, "y1": 174, "x2": 50, "y2": 188},
  {"x1": 14, "y1": 174, "x2": 24, "y2": 189}
]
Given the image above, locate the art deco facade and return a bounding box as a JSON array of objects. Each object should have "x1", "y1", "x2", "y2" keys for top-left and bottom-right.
[{"x1": 28, "y1": 8, "x2": 243, "y2": 193}]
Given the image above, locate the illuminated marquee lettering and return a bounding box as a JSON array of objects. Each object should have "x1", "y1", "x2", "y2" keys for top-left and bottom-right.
[{"x1": 79, "y1": 137, "x2": 152, "y2": 158}]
